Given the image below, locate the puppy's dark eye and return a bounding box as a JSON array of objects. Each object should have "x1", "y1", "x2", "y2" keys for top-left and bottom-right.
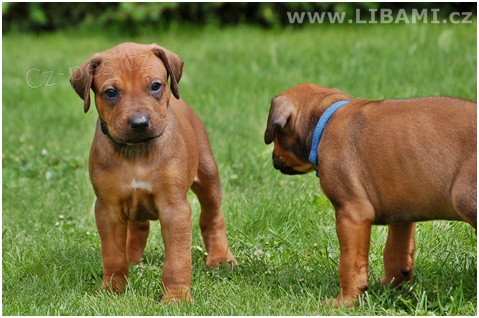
[
  {"x1": 150, "y1": 82, "x2": 162, "y2": 92},
  {"x1": 105, "y1": 89, "x2": 118, "y2": 99}
]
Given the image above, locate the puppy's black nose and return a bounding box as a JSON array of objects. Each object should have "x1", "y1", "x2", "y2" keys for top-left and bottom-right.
[{"x1": 129, "y1": 115, "x2": 150, "y2": 131}]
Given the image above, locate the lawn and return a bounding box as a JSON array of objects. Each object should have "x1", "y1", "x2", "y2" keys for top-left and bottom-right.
[{"x1": 2, "y1": 22, "x2": 477, "y2": 315}]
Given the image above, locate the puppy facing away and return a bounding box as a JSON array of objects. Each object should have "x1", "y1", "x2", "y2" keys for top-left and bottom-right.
[
  {"x1": 264, "y1": 83, "x2": 476, "y2": 306},
  {"x1": 70, "y1": 42, "x2": 235, "y2": 302}
]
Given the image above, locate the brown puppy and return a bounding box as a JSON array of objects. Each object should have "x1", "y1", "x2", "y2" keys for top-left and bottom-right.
[
  {"x1": 264, "y1": 83, "x2": 476, "y2": 306},
  {"x1": 70, "y1": 42, "x2": 235, "y2": 302}
]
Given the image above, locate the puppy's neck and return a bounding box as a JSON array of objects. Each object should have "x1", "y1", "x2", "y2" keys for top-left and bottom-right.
[{"x1": 308, "y1": 100, "x2": 350, "y2": 174}]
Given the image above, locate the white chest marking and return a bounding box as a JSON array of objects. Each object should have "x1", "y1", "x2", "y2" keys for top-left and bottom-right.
[{"x1": 129, "y1": 179, "x2": 153, "y2": 193}]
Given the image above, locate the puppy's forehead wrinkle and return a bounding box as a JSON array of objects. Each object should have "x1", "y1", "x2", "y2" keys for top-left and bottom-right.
[{"x1": 98, "y1": 49, "x2": 163, "y2": 72}]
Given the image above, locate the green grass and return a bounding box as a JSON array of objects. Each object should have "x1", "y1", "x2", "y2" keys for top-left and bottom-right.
[{"x1": 3, "y1": 22, "x2": 477, "y2": 315}]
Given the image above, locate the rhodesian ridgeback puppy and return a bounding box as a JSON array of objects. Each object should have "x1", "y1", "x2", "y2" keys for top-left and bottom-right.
[
  {"x1": 70, "y1": 42, "x2": 235, "y2": 302},
  {"x1": 264, "y1": 83, "x2": 476, "y2": 306}
]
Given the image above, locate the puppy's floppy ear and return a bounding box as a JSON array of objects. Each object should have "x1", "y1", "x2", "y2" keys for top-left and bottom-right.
[
  {"x1": 151, "y1": 45, "x2": 184, "y2": 100},
  {"x1": 264, "y1": 96, "x2": 294, "y2": 144},
  {"x1": 70, "y1": 54, "x2": 101, "y2": 113}
]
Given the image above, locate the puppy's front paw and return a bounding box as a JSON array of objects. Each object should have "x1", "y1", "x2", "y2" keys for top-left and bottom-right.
[
  {"x1": 97, "y1": 275, "x2": 127, "y2": 294},
  {"x1": 206, "y1": 248, "x2": 237, "y2": 271},
  {"x1": 333, "y1": 295, "x2": 356, "y2": 307},
  {"x1": 161, "y1": 287, "x2": 193, "y2": 304},
  {"x1": 206, "y1": 256, "x2": 237, "y2": 271},
  {"x1": 325, "y1": 292, "x2": 359, "y2": 308}
]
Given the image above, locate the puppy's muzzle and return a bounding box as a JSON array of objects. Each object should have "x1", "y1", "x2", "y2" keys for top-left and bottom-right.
[
  {"x1": 101, "y1": 114, "x2": 161, "y2": 145},
  {"x1": 272, "y1": 152, "x2": 305, "y2": 175}
]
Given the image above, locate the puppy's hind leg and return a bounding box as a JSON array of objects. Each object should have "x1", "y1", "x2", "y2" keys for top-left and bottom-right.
[
  {"x1": 381, "y1": 222, "x2": 415, "y2": 287},
  {"x1": 191, "y1": 151, "x2": 236, "y2": 269},
  {"x1": 451, "y1": 155, "x2": 477, "y2": 230}
]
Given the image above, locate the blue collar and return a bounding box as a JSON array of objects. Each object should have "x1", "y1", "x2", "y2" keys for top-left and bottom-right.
[{"x1": 308, "y1": 100, "x2": 350, "y2": 177}]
